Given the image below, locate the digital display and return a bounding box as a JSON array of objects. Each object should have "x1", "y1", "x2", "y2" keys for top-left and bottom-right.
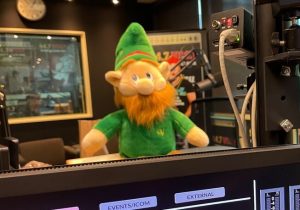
[{"x1": 1, "y1": 163, "x2": 300, "y2": 210}]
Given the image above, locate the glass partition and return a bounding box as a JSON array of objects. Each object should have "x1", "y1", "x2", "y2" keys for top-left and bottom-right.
[{"x1": 0, "y1": 28, "x2": 92, "y2": 124}]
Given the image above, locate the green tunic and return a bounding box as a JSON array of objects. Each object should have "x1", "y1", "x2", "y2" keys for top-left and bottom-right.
[{"x1": 94, "y1": 108, "x2": 195, "y2": 157}]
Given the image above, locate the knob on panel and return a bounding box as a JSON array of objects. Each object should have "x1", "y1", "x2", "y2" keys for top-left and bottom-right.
[{"x1": 212, "y1": 20, "x2": 221, "y2": 30}]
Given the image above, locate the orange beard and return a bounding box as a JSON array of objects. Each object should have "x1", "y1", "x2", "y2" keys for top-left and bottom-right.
[{"x1": 114, "y1": 83, "x2": 176, "y2": 128}]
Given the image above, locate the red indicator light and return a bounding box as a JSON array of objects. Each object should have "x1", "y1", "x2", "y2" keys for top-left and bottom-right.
[
  {"x1": 221, "y1": 17, "x2": 227, "y2": 26},
  {"x1": 226, "y1": 18, "x2": 233, "y2": 28}
]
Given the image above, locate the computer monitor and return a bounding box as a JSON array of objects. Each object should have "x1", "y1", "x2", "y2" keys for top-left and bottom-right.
[
  {"x1": 0, "y1": 137, "x2": 19, "y2": 169},
  {"x1": 0, "y1": 144, "x2": 9, "y2": 171},
  {"x1": 0, "y1": 144, "x2": 300, "y2": 210},
  {"x1": 0, "y1": 89, "x2": 20, "y2": 170}
]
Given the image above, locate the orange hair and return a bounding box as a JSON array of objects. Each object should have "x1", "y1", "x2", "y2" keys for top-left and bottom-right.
[{"x1": 114, "y1": 83, "x2": 176, "y2": 128}]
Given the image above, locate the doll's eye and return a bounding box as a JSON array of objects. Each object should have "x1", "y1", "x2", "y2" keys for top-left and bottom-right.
[
  {"x1": 132, "y1": 74, "x2": 139, "y2": 82},
  {"x1": 146, "y1": 72, "x2": 153, "y2": 80}
]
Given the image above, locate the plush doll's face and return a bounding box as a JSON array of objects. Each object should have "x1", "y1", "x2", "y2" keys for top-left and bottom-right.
[{"x1": 105, "y1": 61, "x2": 170, "y2": 96}]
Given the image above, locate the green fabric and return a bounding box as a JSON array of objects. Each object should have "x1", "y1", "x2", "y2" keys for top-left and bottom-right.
[
  {"x1": 115, "y1": 22, "x2": 157, "y2": 70},
  {"x1": 94, "y1": 108, "x2": 195, "y2": 158}
]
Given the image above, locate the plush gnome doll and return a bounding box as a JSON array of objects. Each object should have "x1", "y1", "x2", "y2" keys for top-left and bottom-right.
[{"x1": 81, "y1": 22, "x2": 209, "y2": 158}]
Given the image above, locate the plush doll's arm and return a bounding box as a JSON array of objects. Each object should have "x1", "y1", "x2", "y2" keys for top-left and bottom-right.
[
  {"x1": 168, "y1": 126, "x2": 208, "y2": 156},
  {"x1": 171, "y1": 108, "x2": 209, "y2": 147},
  {"x1": 81, "y1": 129, "x2": 108, "y2": 156},
  {"x1": 81, "y1": 110, "x2": 123, "y2": 156},
  {"x1": 186, "y1": 126, "x2": 209, "y2": 147}
]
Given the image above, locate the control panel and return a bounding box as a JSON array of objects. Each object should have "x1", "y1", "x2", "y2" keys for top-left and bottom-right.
[
  {"x1": 211, "y1": 15, "x2": 239, "y2": 30},
  {"x1": 209, "y1": 7, "x2": 253, "y2": 52},
  {"x1": 1, "y1": 145, "x2": 300, "y2": 209},
  {"x1": 206, "y1": 7, "x2": 255, "y2": 144}
]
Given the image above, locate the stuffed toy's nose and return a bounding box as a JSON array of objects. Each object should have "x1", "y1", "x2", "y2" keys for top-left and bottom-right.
[
  {"x1": 136, "y1": 78, "x2": 154, "y2": 95},
  {"x1": 156, "y1": 78, "x2": 167, "y2": 91}
]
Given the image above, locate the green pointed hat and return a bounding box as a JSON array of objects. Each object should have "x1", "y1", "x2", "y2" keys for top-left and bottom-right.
[{"x1": 115, "y1": 22, "x2": 158, "y2": 70}]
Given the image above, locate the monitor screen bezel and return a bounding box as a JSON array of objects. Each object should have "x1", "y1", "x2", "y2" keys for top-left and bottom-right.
[{"x1": 0, "y1": 144, "x2": 300, "y2": 198}]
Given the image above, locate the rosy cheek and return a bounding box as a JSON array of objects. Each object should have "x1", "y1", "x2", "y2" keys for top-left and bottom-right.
[
  {"x1": 119, "y1": 82, "x2": 137, "y2": 96},
  {"x1": 155, "y1": 78, "x2": 166, "y2": 91}
]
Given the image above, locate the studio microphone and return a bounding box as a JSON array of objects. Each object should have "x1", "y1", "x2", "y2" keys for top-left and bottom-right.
[{"x1": 196, "y1": 72, "x2": 223, "y2": 91}]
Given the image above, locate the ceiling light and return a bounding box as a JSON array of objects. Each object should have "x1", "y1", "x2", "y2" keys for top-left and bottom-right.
[{"x1": 112, "y1": 0, "x2": 120, "y2": 5}]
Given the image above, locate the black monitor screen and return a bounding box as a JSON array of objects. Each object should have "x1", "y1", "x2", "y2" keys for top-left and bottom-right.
[{"x1": 0, "y1": 145, "x2": 300, "y2": 210}]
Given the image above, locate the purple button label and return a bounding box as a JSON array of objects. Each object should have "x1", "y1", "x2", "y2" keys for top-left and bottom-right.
[
  {"x1": 99, "y1": 196, "x2": 157, "y2": 210},
  {"x1": 260, "y1": 187, "x2": 285, "y2": 210},
  {"x1": 175, "y1": 187, "x2": 225, "y2": 204},
  {"x1": 289, "y1": 185, "x2": 300, "y2": 210}
]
